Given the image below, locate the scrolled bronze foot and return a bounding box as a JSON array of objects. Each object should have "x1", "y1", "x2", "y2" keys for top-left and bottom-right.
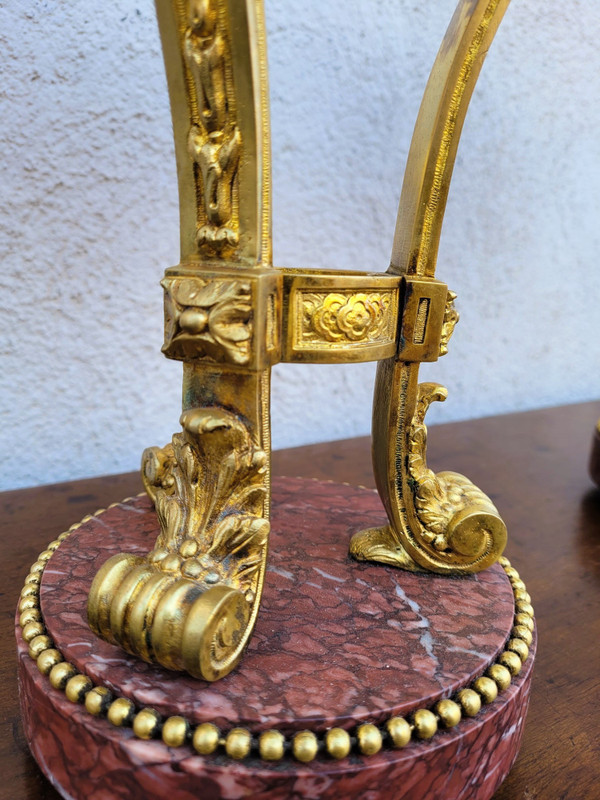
[{"x1": 88, "y1": 405, "x2": 269, "y2": 681}]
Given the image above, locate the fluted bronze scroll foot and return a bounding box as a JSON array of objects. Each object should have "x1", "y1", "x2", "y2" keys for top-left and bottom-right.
[
  {"x1": 87, "y1": 405, "x2": 269, "y2": 682},
  {"x1": 356, "y1": 375, "x2": 508, "y2": 576},
  {"x1": 88, "y1": 557, "x2": 251, "y2": 681},
  {"x1": 350, "y1": 485, "x2": 507, "y2": 576}
]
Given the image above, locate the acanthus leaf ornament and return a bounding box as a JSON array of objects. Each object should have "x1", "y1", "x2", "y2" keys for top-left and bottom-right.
[
  {"x1": 440, "y1": 290, "x2": 459, "y2": 357},
  {"x1": 143, "y1": 407, "x2": 269, "y2": 595}
]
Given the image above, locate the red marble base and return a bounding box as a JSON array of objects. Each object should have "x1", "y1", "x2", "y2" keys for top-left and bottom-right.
[{"x1": 17, "y1": 478, "x2": 535, "y2": 800}]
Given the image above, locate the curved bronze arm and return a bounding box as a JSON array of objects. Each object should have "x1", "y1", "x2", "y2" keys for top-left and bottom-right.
[{"x1": 351, "y1": 0, "x2": 511, "y2": 574}]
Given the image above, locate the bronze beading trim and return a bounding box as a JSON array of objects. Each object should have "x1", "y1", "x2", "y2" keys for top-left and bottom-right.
[{"x1": 19, "y1": 498, "x2": 534, "y2": 763}]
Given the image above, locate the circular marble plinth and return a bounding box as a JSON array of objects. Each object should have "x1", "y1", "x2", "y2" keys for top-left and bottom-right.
[{"x1": 17, "y1": 477, "x2": 536, "y2": 800}]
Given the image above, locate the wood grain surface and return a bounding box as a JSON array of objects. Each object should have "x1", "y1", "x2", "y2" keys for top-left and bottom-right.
[
  {"x1": 2, "y1": 401, "x2": 599, "y2": 800},
  {"x1": 590, "y1": 423, "x2": 600, "y2": 488}
]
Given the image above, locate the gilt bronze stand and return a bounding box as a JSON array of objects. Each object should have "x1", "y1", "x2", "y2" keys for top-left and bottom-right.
[{"x1": 16, "y1": 1, "x2": 536, "y2": 798}]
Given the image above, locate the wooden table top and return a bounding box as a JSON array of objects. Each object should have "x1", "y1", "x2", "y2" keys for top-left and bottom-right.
[{"x1": 2, "y1": 400, "x2": 599, "y2": 800}]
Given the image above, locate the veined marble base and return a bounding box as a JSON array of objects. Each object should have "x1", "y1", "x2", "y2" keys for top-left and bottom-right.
[{"x1": 17, "y1": 477, "x2": 535, "y2": 800}]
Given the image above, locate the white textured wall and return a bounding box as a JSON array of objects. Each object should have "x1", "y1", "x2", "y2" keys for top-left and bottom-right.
[{"x1": 1, "y1": 1, "x2": 599, "y2": 490}]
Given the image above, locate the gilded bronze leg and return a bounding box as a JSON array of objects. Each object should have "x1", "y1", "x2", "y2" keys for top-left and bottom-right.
[
  {"x1": 351, "y1": 0, "x2": 511, "y2": 575},
  {"x1": 87, "y1": 0, "x2": 276, "y2": 681}
]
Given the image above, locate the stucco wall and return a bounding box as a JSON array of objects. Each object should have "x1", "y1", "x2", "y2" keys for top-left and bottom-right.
[{"x1": 1, "y1": 1, "x2": 599, "y2": 490}]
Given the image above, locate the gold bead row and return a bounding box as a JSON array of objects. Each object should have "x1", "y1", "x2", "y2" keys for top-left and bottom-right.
[{"x1": 19, "y1": 506, "x2": 534, "y2": 763}]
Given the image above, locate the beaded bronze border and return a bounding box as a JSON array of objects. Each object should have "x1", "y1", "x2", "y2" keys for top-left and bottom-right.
[{"x1": 18, "y1": 499, "x2": 535, "y2": 764}]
